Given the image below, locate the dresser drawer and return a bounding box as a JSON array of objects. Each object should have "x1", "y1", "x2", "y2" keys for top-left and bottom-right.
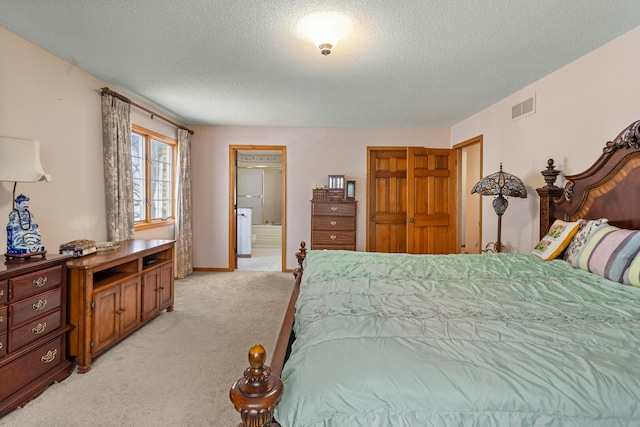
[
  {"x1": 312, "y1": 230, "x2": 356, "y2": 246},
  {"x1": 10, "y1": 287, "x2": 62, "y2": 327},
  {"x1": 0, "y1": 305, "x2": 6, "y2": 329},
  {"x1": 312, "y1": 202, "x2": 356, "y2": 217},
  {"x1": 312, "y1": 244, "x2": 356, "y2": 251},
  {"x1": 0, "y1": 335, "x2": 64, "y2": 402},
  {"x1": 0, "y1": 303, "x2": 6, "y2": 358},
  {"x1": 0, "y1": 332, "x2": 6, "y2": 358},
  {"x1": 0, "y1": 280, "x2": 7, "y2": 304},
  {"x1": 10, "y1": 266, "x2": 63, "y2": 301},
  {"x1": 312, "y1": 216, "x2": 355, "y2": 231},
  {"x1": 9, "y1": 309, "x2": 62, "y2": 353}
]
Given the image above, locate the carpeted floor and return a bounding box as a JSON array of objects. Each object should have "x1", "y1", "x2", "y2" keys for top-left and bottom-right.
[{"x1": 0, "y1": 270, "x2": 294, "y2": 427}]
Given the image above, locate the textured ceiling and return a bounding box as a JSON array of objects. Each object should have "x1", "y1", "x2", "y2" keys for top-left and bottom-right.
[{"x1": 1, "y1": 1, "x2": 639, "y2": 127}]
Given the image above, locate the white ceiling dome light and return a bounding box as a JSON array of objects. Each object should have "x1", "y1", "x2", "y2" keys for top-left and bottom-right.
[{"x1": 297, "y1": 12, "x2": 353, "y2": 56}]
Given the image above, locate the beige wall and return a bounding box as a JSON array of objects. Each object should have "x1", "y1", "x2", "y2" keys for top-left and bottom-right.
[
  {"x1": 451, "y1": 24, "x2": 640, "y2": 253},
  {"x1": 191, "y1": 126, "x2": 450, "y2": 269},
  {"x1": 1, "y1": 27, "x2": 106, "y2": 252},
  {"x1": 0, "y1": 26, "x2": 449, "y2": 270},
  {"x1": 3, "y1": 21, "x2": 639, "y2": 267},
  {"x1": 0, "y1": 27, "x2": 177, "y2": 254}
]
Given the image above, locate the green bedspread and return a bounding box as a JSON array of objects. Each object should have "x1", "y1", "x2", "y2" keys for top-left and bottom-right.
[{"x1": 275, "y1": 250, "x2": 640, "y2": 426}]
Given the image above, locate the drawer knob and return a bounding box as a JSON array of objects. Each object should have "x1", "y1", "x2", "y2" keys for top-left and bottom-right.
[
  {"x1": 0, "y1": 342, "x2": 2, "y2": 349},
  {"x1": 0, "y1": 315, "x2": 3, "y2": 323},
  {"x1": 330, "y1": 235, "x2": 337, "y2": 240},
  {"x1": 0, "y1": 289, "x2": 4, "y2": 297},
  {"x1": 33, "y1": 276, "x2": 48, "y2": 288},
  {"x1": 41, "y1": 349, "x2": 57, "y2": 364},
  {"x1": 330, "y1": 221, "x2": 337, "y2": 226},
  {"x1": 32, "y1": 322, "x2": 47, "y2": 335},
  {"x1": 331, "y1": 206, "x2": 338, "y2": 211},
  {"x1": 33, "y1": 299, "x2": 48, "y2": 311}
]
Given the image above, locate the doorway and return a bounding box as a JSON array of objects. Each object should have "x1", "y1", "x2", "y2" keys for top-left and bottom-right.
[
  {"x1": 453, "y1": 136, "x2": 483, "y2": 254},
  {"x1": 229, "y1": 146, "x2": 286, "y2": 271}
]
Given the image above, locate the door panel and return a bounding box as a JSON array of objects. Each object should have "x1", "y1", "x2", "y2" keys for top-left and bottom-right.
[
  {"x1": 93, "y1": 286, "x2": 119, "y2": 354},
  {"x1": 407, "y1": 148, "x2": 456, "y2": 254},
  {"x1": 368, "y1": 149, "x2": 407, "y2": 253},
  {"x1": 141, "y1": 269, "x2": 160, "y2": 319},
  {"x1": 120, "y1": 278, "x2": 141, "y2": 335}
]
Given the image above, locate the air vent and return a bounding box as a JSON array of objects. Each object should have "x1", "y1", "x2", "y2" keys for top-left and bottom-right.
[{"x1": 511, "y1": 94, "x2": 536, "y2": 121}]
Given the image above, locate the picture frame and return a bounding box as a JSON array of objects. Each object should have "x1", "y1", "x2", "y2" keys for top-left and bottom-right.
[
  {"x1": 346, "y1": 180, "x2": 356, "y2": 200},
  {"x1": 328, "y1": 175, "x2": 345, "y2": 190}
]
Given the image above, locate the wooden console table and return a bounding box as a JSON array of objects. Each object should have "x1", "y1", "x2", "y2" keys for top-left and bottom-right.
[{"x1": 66, "y1": 239, "x2": 174, "y2": 373}]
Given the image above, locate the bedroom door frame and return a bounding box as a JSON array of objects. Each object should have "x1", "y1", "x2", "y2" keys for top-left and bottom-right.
[
  {"x1": 453, "y1": 135, "x2": 483, "y2": 254},
  {"x1": 229, "y1": 145, "x2": 287, "y2": 272}
]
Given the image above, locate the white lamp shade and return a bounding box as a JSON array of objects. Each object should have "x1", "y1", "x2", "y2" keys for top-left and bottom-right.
[
  {"x1": 0, "y1": 136, "x2": 52, "y2": 183},
  {"x1": 297, "y1": 12, "x2": 353, "y2": 49}
]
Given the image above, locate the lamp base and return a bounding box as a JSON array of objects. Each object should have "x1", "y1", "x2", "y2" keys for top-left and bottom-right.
[
  {"x1": 483, "y1": 242, "x2": 500, "y2": 253},
  {"x1": 5, "y1": 249, "x2": 47, "y2": 260}
]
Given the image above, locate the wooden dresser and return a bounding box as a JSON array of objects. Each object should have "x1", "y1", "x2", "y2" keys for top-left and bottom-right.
[
  {"x1": 0, "y1": 254, "x2": 73, "y2": 417},
  {"x1": 66, "y1": 239, "x2": 174, "y2": 373},
  {"x1": 311, "y1": 200, "x2": 357, "y2": 250}
]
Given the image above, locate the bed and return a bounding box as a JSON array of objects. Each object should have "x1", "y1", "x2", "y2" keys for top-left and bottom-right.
[{"x1": 230, "y1": 119, "x2": 640, "y2": 427}]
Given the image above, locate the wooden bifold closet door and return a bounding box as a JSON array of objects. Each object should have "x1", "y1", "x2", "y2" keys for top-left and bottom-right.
[{"x1": 367, "y1": 147, "x2": 456, "y2": 254}]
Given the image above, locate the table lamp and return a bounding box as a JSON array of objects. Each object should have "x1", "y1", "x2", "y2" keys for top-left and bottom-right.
[{"x1": 0, "y1": 137, "x2": 51, "y2": 259}]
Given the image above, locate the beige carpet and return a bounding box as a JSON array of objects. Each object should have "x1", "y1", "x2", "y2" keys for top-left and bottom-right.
[{"x1": 0, "y1": 270, "x2": 294, "y2": 427}]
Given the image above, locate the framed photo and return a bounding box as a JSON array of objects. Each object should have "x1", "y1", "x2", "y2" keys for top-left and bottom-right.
[
  {"x1": 328, "y1": 175, "x2": 345, "y2": 190},
  {"x1": 346, "y1": 180, "x2": 356, "y2": 200}
]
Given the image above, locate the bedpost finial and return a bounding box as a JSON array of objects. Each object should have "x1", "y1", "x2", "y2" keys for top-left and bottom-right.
[
  {"x1": 541, "y1": 159, "x2": 560, "y2": 188},
  {"x1": 248, "y1": 344, "x2": 266, "y2": 369},
  {"x1": 230, "y1": 344, "x2": 283, "y2": 427},
  {"x1": 295, "y1": 241, "x2": 308, "y2": 275}
]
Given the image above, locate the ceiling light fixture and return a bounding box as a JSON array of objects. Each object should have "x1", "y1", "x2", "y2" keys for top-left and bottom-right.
[{"x1": 297, "y1": 12, "x2": 353, "y2": 56}]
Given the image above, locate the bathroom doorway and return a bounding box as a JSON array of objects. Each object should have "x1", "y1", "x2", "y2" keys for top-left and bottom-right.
[
  {"x1": 454, "y1": 136, "x2": 482, "y2": 254},
  {"x1": 229, "y1": 146, "x2": 286, "y2": 271}
]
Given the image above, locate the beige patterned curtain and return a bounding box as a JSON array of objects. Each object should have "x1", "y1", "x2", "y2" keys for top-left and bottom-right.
[
  {"x1": 101, "y1": 93, "x2": 135, "y2": 242},
  {"x1": 175, "y1": 129, "x2": 193, "y2": 278}
]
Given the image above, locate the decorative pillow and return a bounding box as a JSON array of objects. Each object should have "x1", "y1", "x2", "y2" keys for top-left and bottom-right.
[
  {"x1": 564, "y1": 218, "x2": 609, "y2": 267},
  {"x1": 532, "y1": 219, "x2": 580, "y2": 261},
  {"x1": 576, "y1": 226, "x2": 640, "y2": 284},
  {"x1": 623, "y1": 253, "x2": 640, "y2": 287}
]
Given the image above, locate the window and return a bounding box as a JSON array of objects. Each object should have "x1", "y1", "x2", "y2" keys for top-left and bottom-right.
[{"x1": 131, "y1": 125, "x2": 176, "y2": 229}]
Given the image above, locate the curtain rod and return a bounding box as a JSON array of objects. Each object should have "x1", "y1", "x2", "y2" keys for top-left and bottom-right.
[{"x1": 100, "y1": 87, "x2": 194, "y2": 135}]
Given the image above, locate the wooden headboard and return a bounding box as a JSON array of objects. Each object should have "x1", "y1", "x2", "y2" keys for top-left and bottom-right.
[{"x1": 537, "y1": 119, "x2": 640, "y2": 238}]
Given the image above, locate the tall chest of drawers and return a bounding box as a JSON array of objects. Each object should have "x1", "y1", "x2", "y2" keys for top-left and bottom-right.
[
  {"x1": 311, "y1": 200, "x2": 357, "y2": 250},
  {"x1": 0, "y1": 254, "x2": 73, "y2": 417}
]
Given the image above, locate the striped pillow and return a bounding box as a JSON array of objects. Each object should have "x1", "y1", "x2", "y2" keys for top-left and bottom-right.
[
  {"x1": 576, "y1": 226, "x2": 640, "y2": 283},
  {"x1": 623, "y1": 254, "x2": 640, "y2": 287}
]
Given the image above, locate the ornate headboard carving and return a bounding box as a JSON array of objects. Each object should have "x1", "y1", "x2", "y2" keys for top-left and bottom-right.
[{"x1": 537, "y1": 119, "x2": 640, "y2": 238}]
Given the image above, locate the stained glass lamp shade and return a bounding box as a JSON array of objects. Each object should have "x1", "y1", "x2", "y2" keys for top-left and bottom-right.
[{"x1": 471, "y1": 163, "x2": 527, "y2": 252}]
